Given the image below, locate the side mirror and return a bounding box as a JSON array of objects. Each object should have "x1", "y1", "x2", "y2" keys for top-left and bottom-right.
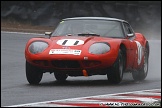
[
  {"x1": 127, "y1": 33, "x2": 134, "y2": 37},
  {"x1": 45, "y1": 32, "x2": 52, "y2": 38}
]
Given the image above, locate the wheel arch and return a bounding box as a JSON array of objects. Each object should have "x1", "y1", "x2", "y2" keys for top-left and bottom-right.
[{"x1": 120, "y1": 43, "x2": 127, "y2": 71}]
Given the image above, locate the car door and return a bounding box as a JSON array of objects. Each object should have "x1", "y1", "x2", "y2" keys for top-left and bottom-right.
[{"x1": 122, "y1": 22, "x2": 137, "y2": 69}]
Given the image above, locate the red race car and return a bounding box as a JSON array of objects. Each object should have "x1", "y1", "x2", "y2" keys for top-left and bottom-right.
[{"x1": 25, "y1": 17, "x2": 149, "y2": 84}]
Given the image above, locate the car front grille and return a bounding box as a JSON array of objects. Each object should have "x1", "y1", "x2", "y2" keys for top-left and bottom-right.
[{"x1": 51, "y1": 60, "x2": 81, "y2": 69}]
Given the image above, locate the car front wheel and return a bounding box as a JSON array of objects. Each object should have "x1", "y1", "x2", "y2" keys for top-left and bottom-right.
[
  {"x1": 107, "y1": 49, "x2": 124, "y2": 84},
  {"x1": 26, "y1": 61, "x2": 43, "y2": 84}
]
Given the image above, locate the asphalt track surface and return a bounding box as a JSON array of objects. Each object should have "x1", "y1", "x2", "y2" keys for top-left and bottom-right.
[{"x1": 1, "y1": 31, "x2": 161, "y2": 106}]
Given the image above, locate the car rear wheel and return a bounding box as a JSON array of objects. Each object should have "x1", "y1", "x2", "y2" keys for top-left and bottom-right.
[
  {"x1": 54, "y1": 72, "x2": 68, "y2": 81},
  {"x1": 107, "y1": 49, "x2": 124, "y2": 84},
  {"x1": 26, "y1": 61, "x2": 43, "y2": 84},
  {"x1": 132, "y1": 43, "x2": 149, "y2": 81}
]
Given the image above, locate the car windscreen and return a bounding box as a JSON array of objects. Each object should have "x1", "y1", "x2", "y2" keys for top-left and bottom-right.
[{"x1": 51, "y1": 19, "x2": 124, "y2": 38}]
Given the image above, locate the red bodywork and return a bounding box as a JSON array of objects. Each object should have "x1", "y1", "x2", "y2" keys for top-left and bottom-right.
[{"x1": 25, "y1": 33, "x2": 148, "y2": 76}]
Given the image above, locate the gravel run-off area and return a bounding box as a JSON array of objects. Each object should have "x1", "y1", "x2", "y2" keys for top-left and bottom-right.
[{"x1": 1, "y1": 20, "x2": 54, "y2": 33}]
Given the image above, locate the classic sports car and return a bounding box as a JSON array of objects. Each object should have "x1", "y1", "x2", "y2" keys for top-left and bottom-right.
[{"x1": 25, "y1": 17, "x2": 149, "y2": 84}]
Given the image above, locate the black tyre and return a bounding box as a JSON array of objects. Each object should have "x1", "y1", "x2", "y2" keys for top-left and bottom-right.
[
  {"x1": 26, "y1": 61, "x2": 43, "y2": 84},
  {"x1": 107, "y1": 49, "x2": 124, "y2": 84},
  {"x1": 132, "y1": 43, "x2": 149, "y2": 81},
  {"x1": 54, "y1": 72, "x2": 68, "y2": 81}
]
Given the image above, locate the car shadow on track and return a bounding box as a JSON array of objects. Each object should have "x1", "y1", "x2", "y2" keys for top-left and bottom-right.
[
  {"x1": 27, "y1": 79, "x2": 149, "y2": 87},
  {"x1": 26, "y1": 73, "x2": 150, "y2": 86}
]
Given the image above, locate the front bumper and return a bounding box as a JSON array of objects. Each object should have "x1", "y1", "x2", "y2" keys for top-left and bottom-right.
[{"x1": 25, "y1": 46, "x2": 118, "y2": 71}]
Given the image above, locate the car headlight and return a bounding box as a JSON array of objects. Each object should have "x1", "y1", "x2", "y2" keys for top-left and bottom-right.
[
  {"x1": 89, "y1": 42, "x2": 110, "y2": 54},
  {"x1": 28, "y1": 41, "x2": 48, "y2": 54}
]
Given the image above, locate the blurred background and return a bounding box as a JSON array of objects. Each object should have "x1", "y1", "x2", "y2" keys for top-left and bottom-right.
[{"x1": 1, "y1": 1, "x2": 161, "y2": 39}]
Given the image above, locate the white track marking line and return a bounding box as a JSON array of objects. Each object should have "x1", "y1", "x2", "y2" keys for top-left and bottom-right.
[
  {"x1": 128, "y1": 92, "x2": 160, "y2": 95},
  {"x1": 1, "y1": 31, "x2": 44, "y2": 35},
  {"x1": 5, "y1": 89, "x2": 161, "y2": 107}
]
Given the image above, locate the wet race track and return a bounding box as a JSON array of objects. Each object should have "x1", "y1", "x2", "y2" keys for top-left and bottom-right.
[{"x1": 1, "y1": 31, "x2": 161, "y2": 106}]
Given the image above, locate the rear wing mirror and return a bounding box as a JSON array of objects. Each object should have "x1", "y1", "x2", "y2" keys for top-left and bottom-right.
[
  {"x1": 45, "y1": 32, "x2": 52, "y2": 38},
  {"x1": 127, "y1": 33, "x2": 134, "y2": 37}
]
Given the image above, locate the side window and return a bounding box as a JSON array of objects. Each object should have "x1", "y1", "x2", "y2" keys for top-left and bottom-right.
[{"x1": 123, "y1": 23, "x2": 133, "y2": 35}]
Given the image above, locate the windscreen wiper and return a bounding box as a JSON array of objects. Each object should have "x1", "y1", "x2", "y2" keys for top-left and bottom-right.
[{"x1": 77, "y1": 33, "x2": 100, "y2": 36}]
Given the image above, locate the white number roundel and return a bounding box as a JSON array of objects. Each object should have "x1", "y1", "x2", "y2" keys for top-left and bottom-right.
[
  {"x1": 135, "y1": 41, "x2": 143, "y2": 65},
  {"x1": 57, "y1": 39, "x2": 84, "y2": 46}
]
